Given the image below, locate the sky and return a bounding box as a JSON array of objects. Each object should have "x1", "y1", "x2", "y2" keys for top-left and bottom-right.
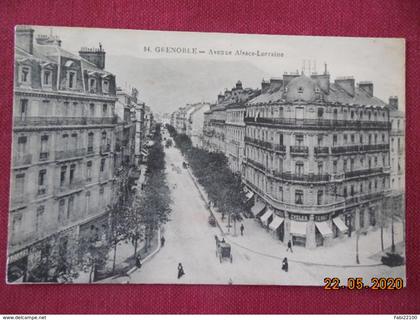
[{"x1": 30, "y1": 26, "x2": 405, "y2": 113}]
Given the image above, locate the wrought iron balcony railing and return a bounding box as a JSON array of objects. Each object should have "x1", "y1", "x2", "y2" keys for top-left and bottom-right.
[
  {"x1": 14, "y1": 116, "x2": 116, "y2": 126},
  {"x1": 55, "y1": 148, "x2": 86, "y2": 160},
  {"x1": 290, "y1": 145, "x2": 309, "y2": 156},
  {"x1": 314, "y1": 146, "x2": 329, "y2": 156},
  {"x1": 344, "y1": 167, "x2": 384, "y2": 178}
]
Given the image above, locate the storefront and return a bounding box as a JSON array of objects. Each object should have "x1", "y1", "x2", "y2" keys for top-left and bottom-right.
[
  {"x1": 314, "y1": 221, "x2": 333, "y2": 247},
  {"x1": 332, "y1": 216, "x2": 348, "y2": 237},
  {"x1": 259, "y1": 208, "x2": 273, "y2": 227},
  {"x1": 250, "y1": 201, "x2": 266, "y2": 218},
  {"x1": 290, "y1": 220, "x2": 307, "y2": 247},
  {"x1": 7, "y1": 248, "x2": 29, "y2": 283}
]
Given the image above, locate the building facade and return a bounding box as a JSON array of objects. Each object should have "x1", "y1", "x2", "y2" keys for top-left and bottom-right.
[
  {"x1": 9, "y1": 27, "x2": 118, "y2": 282},
  {"x1": 243, "y1": 70, "x2": 392, "y2": 249}
]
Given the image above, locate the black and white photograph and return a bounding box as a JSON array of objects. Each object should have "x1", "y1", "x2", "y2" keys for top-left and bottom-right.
[{"x1": 8, "y1": 25, "x2": 405, "y2": 285}]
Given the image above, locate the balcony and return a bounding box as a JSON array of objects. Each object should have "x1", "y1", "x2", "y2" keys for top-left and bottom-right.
[
  {"x1": 245, "y1": 136, "x2": 286, "y2": 154},
  {"x1": 55, "y1": 148, "x2": 86, "y2": 161},
  {"x1": 314, "y1": 146, "x2": 329, "y2": 157},
  {"x1": 13, "y1": 154, "x2": 32, "y2": 167},
  {"x1": 99, "y1": 172, "x2": 110, "y2": 182},
  {"x1": 290, "y1": 145, "x2": 309, "y2": 157},
  {"x1": 55, "y1": 179, "x2": 84, "y2": 196},
  {"x1": 100, "y1": 144, "x2": 111, "y2": 154},
  {"x1": 272, "y1": 171, "x2": 330, "y2": 183},
  {"x1": 344, "y1": 167, "x2": 384, "y2": 179},
  {"x1": 244, "y1": 117, "x2": 390, "y2": 130},
  {"x1": 247, "y1": 159, "x2": 265, "y2": 172},
  {"x1": 359, "y1": 144, "x2": 389, "y2": 152},
  {"x1": 14, "y1": 116, "x2": 116, "y2": 127},
  {"x1": 331, "y1": 145, "x2": 360, "y2": 155}
]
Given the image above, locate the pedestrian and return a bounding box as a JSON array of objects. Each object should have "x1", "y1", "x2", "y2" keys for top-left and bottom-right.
[
  {"x1": 221, "y1": 238, "x2": 226, "y2": 243},
  {"x1": 161, "y1": 235, "x2": 166, "y2": 247},
  {"x1": 287, "y1": 240, "x2": 293, "y2": 253},
  {"x1": 282, "y1": 257, "x2": 288, "y2": 272},
  {"x1": 177, "y1": 263, "x2": 185, "y2": 279},
  {"x1": 240, "y1": 223, "x2": 245, "y2": 236},
  {"x1": 135, "y1": 255, "x2": 142, "y2": 269}
]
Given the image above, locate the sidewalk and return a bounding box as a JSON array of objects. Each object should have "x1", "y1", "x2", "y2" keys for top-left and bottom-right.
[{"x1": 185, "y1": 163, "x2": 405, "y2": 268}]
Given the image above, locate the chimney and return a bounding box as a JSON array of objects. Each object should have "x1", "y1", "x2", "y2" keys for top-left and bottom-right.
[
  {"x1": 311, "y1": 73, "x2": 330, "y2": 93},
  {"x1": 236, "y1": 80, "x2": 243, "y2": 90},
  {"x1": 217, "y1": 93, "x2": 225, "y2": 104},
  {"x1": 15, "y1": 26, "x2": 34, "y2": 54},
  {"x1": 79, "y1": 44, "x2": 106, "y2": 69},
  {"x1": 358, "y1": 81, "x2": 373, "y2": 97},
  {"x1": 36, "y1": 34, "x2": 61, "y2": 47},
  {"x1": 389, "y1": 96, "x2": 398, "y2": 110},
  {"x1": 335, "y1": 77, "x2": 355, "y2": 96},
  {"x1": 269, "y1": 78, "x2": 283, "y2": 89},
  {"x1": 261, "y1": 79, "x2": 270, "y2": 92}
]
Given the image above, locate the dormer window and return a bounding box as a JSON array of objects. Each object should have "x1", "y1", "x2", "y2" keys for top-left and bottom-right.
[
  {"x1": 20, "y1": 66, "x2": 31, "y2": 84},
  {"x1": 102, "y1": 79, "x2": 109, "y2": 93},
  {"x1": 315, "y1": 87, "x2": 320, "y2": 93},
  {"x1": 298, "y1": 87, "x2": 304, "y2": 93},
  {"x1": 42, "y1": 69, "x2": 52, "y2": 87},
  {"x1": 67, "y1": 71, "x2": 76, "y2": 89},
  {"x1": 89, "y1": 78, "x2": 97, "y2": 93}
]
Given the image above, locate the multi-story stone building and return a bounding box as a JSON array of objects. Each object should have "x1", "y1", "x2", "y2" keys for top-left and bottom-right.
[
  {"x1": 243, "y1": 69, "x2": 392, "y2": 248},
  {"x1": 8, "y1": 27, "x2": 118, "y2": 282},
  {"x1": 389, "y1": 96, "x2": 405, "y2": 193}
]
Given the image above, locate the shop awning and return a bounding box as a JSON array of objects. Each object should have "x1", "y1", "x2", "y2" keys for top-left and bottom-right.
[
  {"x1": 251, "y1": 202, "x2": 266, "y2": 216},
  {"x1": 260, "y1": 209, "x2": 273, "y2": 225},
  {"x1": 269, "y1": 215, "x2": 284, "y2": 231},
  {"x1": 315, "y1": 221, "x2": 333, "y2": 237},
  {"x1": 333, "y1": 217, "x2": 348, "y2": 233},
  {"x1": 141, "y1": 149, "x2": 148, "y2": 156},
  {"x1": 290, "y1": 221, "x2": 307, "y2": 236}
]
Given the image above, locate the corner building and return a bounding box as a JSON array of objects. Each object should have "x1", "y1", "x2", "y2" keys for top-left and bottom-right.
[
  {"x1": 9, "y1": 27, "x2": 118, "y2": 281},
  {"x1": 243, "y1": 70, "x2": 391, "y2": 248}
]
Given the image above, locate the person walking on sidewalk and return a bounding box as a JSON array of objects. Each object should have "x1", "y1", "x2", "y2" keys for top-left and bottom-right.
[
  {"x1": 160, "y1": 235, "x2": 166, "y2": 247},
  {"x1": 282, "y1": 257, "x2": 289, "y2": 272},
  {"x1": 135, "y1": 255, "x2": 142, "y2": 269},
  {"x1": 177, "y1": 263, "x2": 185, "y2": 279},
  {"x1": 287, "y1": 240, "x2": 293, "y2": 253},
  {"x1": 240, "y1": 223, "x2": 245, "y2": 236}
]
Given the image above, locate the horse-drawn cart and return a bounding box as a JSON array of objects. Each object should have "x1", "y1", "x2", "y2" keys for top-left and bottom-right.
[{"x1": 214, "y1": 235, "x2": 233, "y2": 263}]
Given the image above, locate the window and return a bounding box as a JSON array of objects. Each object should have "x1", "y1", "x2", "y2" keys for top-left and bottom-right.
[
  {"x1": 14, "y1": 173, "x2": 25, "y2": 194},
  {"x1": 317, "y1": 135, "x2": 323, "y2": 146},
  {"x1": 368, "y1": 134, "x2": 372, "y2": 145},
  {"x1": 298, "y1": 86, "x2": 304, "y2": 93},
  {"x1": 86, "y1": 161, "x2": 92, "y2": 181},
  {"x1": 58, "y1": 199, "x2": 66, "y2": 223},
  {"x1": 333, "y1": 134, "x2": 337, "y2": 146},
  {"x1": 17, "y1": 136, "x2": 27, "y2": 155},
  {"x1": 374, "y1": 179, "x2": 378, "y2": 189},
  {"x1": 350, "y1": 159, "x2": 354, "y2": 171},
  {"x1": 89, "y1": 78, "x2": 96, "y2": 93},
  {"x1": 360, "y1": 183, "x2": 363, "y2": 193},
  {"x1": 368, "y1": 158, "x2": 372, "y2": 169},
  {"x1": 20, "y1": 66, "x2": 30, "y2": 83},
  {"x1": 12, "y1": 212, "x2": 23, "y2": 234},
  {"x1": 35, "y1": 206, "x2": 44, "y2": 233},
  {"x1": 60, "y1": 166, "x2": 67, "y2": 186},
  {"x1": 102, "y1": 104, "x2": 108, "y2": 116},
  {"x1": 344, "y1": 134, "x2": 348, "y2": 144},
  {"x1": 343, "y1": 159, "x2": 348, "y2": 172},
  {"x1": 317, "y1": 190, "x2": 323, "y2": 205},
  {"x1": 88, "y1": 132, "x2": 94, "y2": 152},
  {"x1": 351, "y1": 185, "x2": 354, "y2": 196},
  {"x1": 369, "y1": 181, "x2": 372, "y2": 191},
  {"x1": 351, "y1": 111, "x2": 354, "y2": 119},
  {"x1": 278, "y1": 186, "x2": 283, "y2": 201},
  {"x1": 69, "y1": 164, "x2": 76, "y2": 184},
  {"x1": 43, "y1": 70, "x2": 51, "y2": 86},
  {"x1": 360, "y1": 134, "x2": 363, "y2": 144},
  {"x1": 343, "y1": 187, "x2": 347, "y2": 198},
  {"x1": 382, "y1": 134, "x2": 385, "y2": 142},
  {"x1": 89, "y1": 103, "x2": 95, "y2": 117},
  {"x1": 374, "y1": 156, "x2": 378, "y2": 167},
  {"x1": 100, "y1": 158, "x2": 106, "y2": 172},
  {"x1": 62, "y1": 134, "x2": 69, "y2": 151},
  {"x1": 333, "y1": 160, "x2": 337, "y2": 174},
  {"x1": 295, "y1": 134, "x2": 304, "y2": 146},
  {"x1": 68, "y1": 71, "x2": 76, "y2": 89},
  {"x1": 374, "y1": 134, "x2": 378, "y2": 144},
  {"x1": 67, "y1": 196, "x2": 74, "y2": 219},
  {"x1": 295, "y1": 161, "x2": 304, "y2": 176},
  {"x1": 351, "y1": 134, "x2": 355, "y2": 143},
  {"x1": 295, "y1": 190, "x2": 303, "y2": 204},
  {"x1": 317, "y1": 108, "x2": 324, "y2": 118},
  {"x1": 19, "y1": 99, "x2": 28, "y2": 120},
  {"x1": 278, "y1": 157, "x2": 283, "y2": 173},
  {"x1": 317, "y1": 161, "x2": 323, "y2": 174},
  {"x1": 38, "y1": 169, "x2": 46, "y2": 186}
]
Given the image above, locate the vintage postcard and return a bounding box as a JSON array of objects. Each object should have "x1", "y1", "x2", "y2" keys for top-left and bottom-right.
[{"x1": 8, "y1": 26, "x2": 405, "y2": 286}]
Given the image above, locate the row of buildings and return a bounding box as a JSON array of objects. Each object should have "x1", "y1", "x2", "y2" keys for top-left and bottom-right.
[
  {"x1": 8, "y1": 26, "x2": 154, "y2": 282},
  {"x1": 170, "y1": 102, "x2": 210, "y2": 148},
  {"x1": 173, "y1": 68, "x2": 405, "y2": 249}
]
